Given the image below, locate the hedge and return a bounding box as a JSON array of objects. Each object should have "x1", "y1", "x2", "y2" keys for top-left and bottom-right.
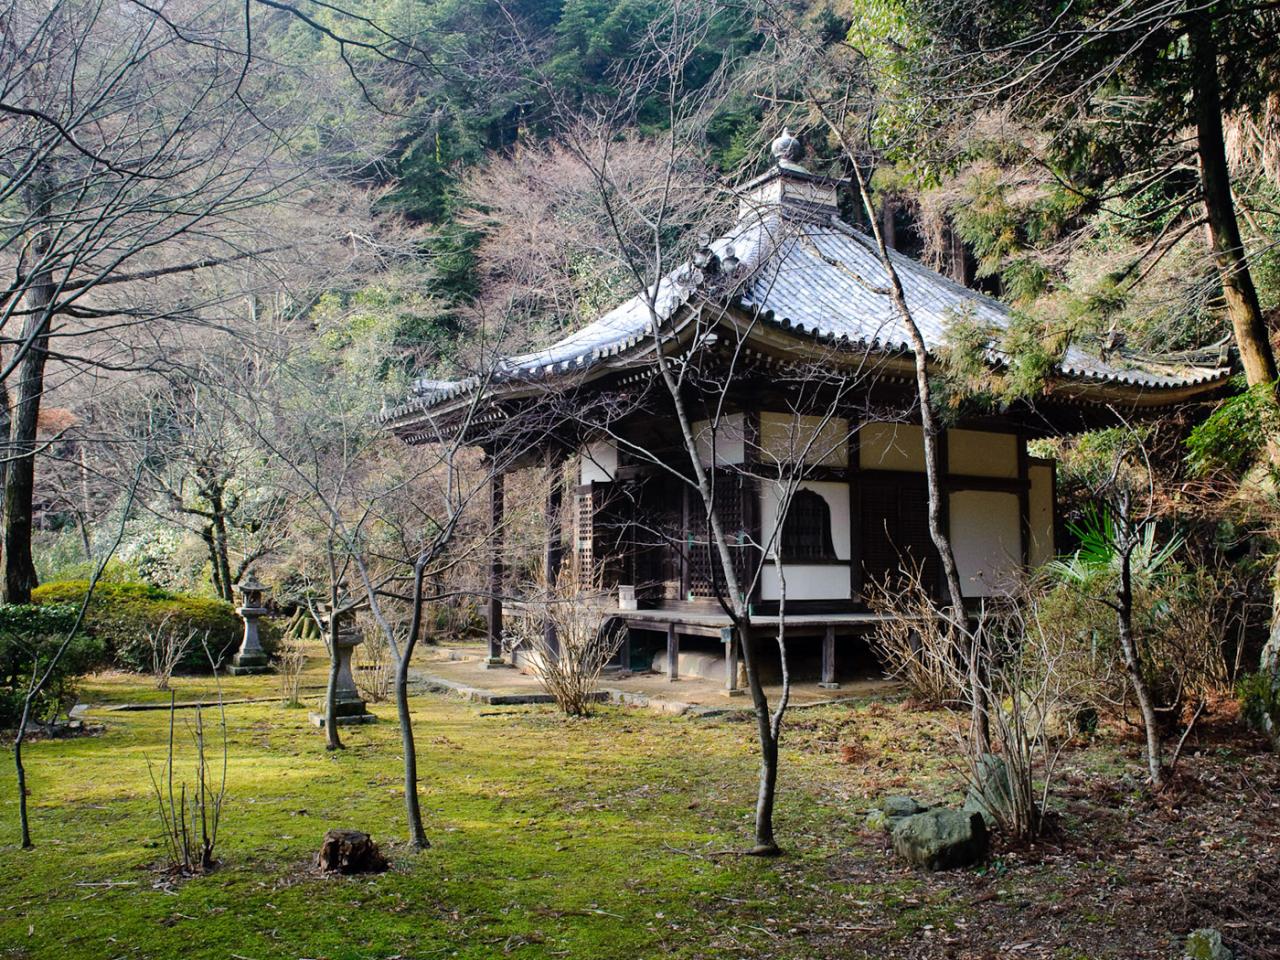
[
  {"x1": 0, "y1": 603, "x2": 101, "y2": 726},
  {"x1": 30, "y1": 581, "x2": 271, "y2": 673}
]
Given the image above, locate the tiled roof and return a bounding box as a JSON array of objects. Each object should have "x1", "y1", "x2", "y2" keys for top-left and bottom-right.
[{"x1": 391, "y1": 207, "x2": 1229, "y2": 419}]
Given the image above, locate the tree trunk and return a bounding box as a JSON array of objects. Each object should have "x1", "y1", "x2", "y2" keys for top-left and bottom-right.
[
  {"x1": 77, "y1": 443, "x2": 92, "y2": 559},
  {"x1": 1118, "y1": 542, "x2": 1163, "y2": 787},
  {"x1": 646, "y1": 304, "x2": 782, "y2": 854},
  {"x1": 1190, "y1": 19, "x2": 1280, "y2": 732},
  {"x1": 14, "y1": 695, "x2": 33, "y2": 848},
  {"x1": 3, "y1": 180, "x2": 56, "y2": 605},
  {"x1": 737, "y1": 626, "x2": 781, "y2": 855},
  {"x1": 828, "y1": 114, "x2": 987, "y2": 754},
  {"x1": 0, "y1": 360, "x2": 9, "y2": 573},
  {"x1": 202, "y1": 526, "x2": 225, "y2": 600},
  {"x1": 209, "y1": 491, "x2": 235, "y2": 601},
  {"x1": 1192, "y1": 19, "x2": 1277, "y2": 391},
  {"x1": 881, "y1": 199, "x2": 897, "y2": 251},
  {"x1": 396, "y1": 563, "x2": 430, "y2": 849},
  {"x1": 2, "y1": 284, "x2": 52, "y2": 605}
]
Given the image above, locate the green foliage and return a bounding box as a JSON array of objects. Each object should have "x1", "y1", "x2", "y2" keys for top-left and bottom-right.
[
  {"x1": 1051, "y1": 505, "x2": 1184, "y2": 583},
  {"x1": 30, "y1": 582, "x2": 254, "y2": 674},
  {"x1": 1186, "y1": 377, "x2": 1280, "y2": 476},
  {"x1": 1045, "y1": 511, "x2": 1233, "y2": 718},
  {"x1": 35, "y1": 538, "x2": 140, "y2": 587},
  {"x1": 1238, "y1": 670, "x2": 1280, "y2": 740},
  {"x1": 937, "y1": 307, "x2": 1063, "y2": 411},
  {"x1": 0, "y1": 603, "x2": 99, "y2": 726}
]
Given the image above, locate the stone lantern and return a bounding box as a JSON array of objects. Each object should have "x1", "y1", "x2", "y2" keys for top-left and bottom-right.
[
  {"x1": 228, "y1": 577, "x2": 272, "y2": 675},
  {"x1": 309, "y1": 605, "x2": 375, "y2": 727}
]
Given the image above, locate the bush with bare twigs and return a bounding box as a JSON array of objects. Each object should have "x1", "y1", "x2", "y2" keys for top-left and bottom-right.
[
  {"x1": 354, "y1": 618, "x2": 393, "y2": 704},
  {"x1": 146, "y1": 648, "x2": 227, "y2": 875},
  {"x1": 865, "y1": 564, "x2": 961, "y2": 706},
  {"x1": 503, "y1": 565, "x2": 625, "y2": 717},
  {"x1": 277, "y1": 636, "x2": 308, "y2": 708},
  {"x1": 870, "y1": 570, "x2": 1095, "y2": 840},
  {"x1": 146, "y1": 614, "x2": 204, "y2": 691}
]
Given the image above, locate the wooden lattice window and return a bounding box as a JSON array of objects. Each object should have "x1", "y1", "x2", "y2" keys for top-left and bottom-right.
[
  {"x1": 575, "y1": 482, "x2": 634, "y2": 586},
  {"x1": 859, "y1": 473, "x2": 939, "y2": 599},
  {"x1": 688, "y1": 472, "x2": 755, "y2": 599},
  {"x1": 575, "y1": 490, "x2": 594, "y2": 571},
  {"x1": 781, "y1": 489, "x2": 836, "y2": 561}
]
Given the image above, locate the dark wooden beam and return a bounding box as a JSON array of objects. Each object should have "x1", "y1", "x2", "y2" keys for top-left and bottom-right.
[
  {"x1": 485, "y1": 470, "x2": 505, "y2": 665},
  {"x1": 820, "y1": 625, "x2": 839, "y2": 689},
  {"x1": 666, "y1": 623, "x2": 679, "y2": 681},
  {"x1": 1017, "y1": 433, "x2": 1031, "y2": 567},
  {"x1": 544, "y1": 452, "x2": 564, "y2": 658}
]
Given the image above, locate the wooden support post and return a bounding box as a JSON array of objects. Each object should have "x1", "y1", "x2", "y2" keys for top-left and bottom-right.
[
  {"x1": 820, "y1": 625, "x2": 839, "y2": 689},
  {"x1": 722, "y1": 626, "x2": 743, "y2": 696},
  {"x1": 484, "y1": 469, "x2": 506, "y2": 667},
  {"x1": 617, "y1": 626, "x2": 631, "y2": 672},
  {"x1": 666, "y1": 623, "x2": 679, "y2": 681},
  {"x1": 544, "y1": 456, "x2": 564, "y2": 659}
]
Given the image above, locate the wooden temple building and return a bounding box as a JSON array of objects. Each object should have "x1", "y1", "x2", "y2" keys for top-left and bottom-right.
[{"x1": 382, "y1": 130, "x2": 1231, "y2": 692}]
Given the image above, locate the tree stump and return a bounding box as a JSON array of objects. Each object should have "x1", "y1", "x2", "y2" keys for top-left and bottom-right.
[{"x1": 316, "y1": 829, "x2": 389, "y2": 874}]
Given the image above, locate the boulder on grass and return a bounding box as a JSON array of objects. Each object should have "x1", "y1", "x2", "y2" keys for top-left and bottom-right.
[
  {"x1": 1185, "y1": 929, "x2": 1233, "y2": 960},
  {"x1": 317, "y1": 829, "x2": 389, "y2": 874},
  {"x1": 867, "y1": 796, "x2": 929, "y2": 832},
  {"x1": 891, "y1": 809, "x2": 989, "y2": 871}
]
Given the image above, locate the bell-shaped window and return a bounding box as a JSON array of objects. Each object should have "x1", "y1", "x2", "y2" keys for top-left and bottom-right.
[{"x1": 781, "y1": 489, "x2": 836, "y2": 561}]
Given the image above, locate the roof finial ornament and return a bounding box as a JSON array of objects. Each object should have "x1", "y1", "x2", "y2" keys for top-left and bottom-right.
[{"x1": 771, "y1": 127, "x2": 804, "y2": 168}]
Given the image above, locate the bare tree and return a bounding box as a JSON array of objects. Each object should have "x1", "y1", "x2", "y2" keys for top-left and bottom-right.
[
  {"x1": 737, "y1": 12, "x2": 989, "y2": 755},
  {"x1": 1050, "y1": 435, "x2": 1183, "y2": 789},
  {"x1": 227, "y1": 312, "x2": 512, "y2": 846},
  {"x1": 139, "y1": 368, "x2": 291, "y2": 602},
  {"x1": 0, "y1": 0, "x2": 403, "y2": 602}
]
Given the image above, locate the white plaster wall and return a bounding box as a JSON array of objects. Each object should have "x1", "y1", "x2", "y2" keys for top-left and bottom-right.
[
  {"x1": 579, "y1": 439, "x2": 618, "y2": 484},
  {"x1": 949, "y1": 490, "x2": 1022, "y2": 597},
  {"x1": 758, "y1": 413, "x2": 849, "y2": 467},
  {"x1": 1028, "y1": 461, "x2": 1056, "y2": 568},
  {"x1": 948, "y1": 429, "x2": 1019, "y2": 478},
  {"x1": 693, "y1": 412, "x2": 746, "y2": 466},
  {"x1": 758, "y1": 480, "x2": 851, "y2": 600},
  {"x1": 860, "y1": 422, "x2": 925, "y2": 472},
  {"x1": 760, "y1": 564, "x2": 851, "y2": 601}
]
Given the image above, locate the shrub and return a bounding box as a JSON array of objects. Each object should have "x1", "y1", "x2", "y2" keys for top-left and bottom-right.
[
  {"x1": 0, "y1": 603, "x2": 102, "y2": 727},
  {"x1": 503, "y1": 564, "x2": 624, "y2": 717},
  {"x1": 865, "y1": 563, "x2": 963, "y2": 706},
  {"x1": 30, "y1": 581, "x2": 265, "y2": 673},
  {"x1": 1239, "y1": 671, "x2": 1279, "y2": 743},
  {"x1": 1039, "y1": 561, "x2": 1235, "y2": 728}
]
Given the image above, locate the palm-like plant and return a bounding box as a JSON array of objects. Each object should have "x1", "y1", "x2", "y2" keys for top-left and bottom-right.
[
  {"x1": 1048, "y1": 502, "x2": 1183, "y2": 788},
  {"x1": 1050, "y1": 504, "x2": 1183, "y2": 588}
]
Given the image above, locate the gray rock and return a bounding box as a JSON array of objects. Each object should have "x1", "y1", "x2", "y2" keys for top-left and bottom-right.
[
  {"x1": 963, "y1": 754, "x2": 1018, "y2": 829},
  {"x1": 866, "y1": 796, "x2": 929, "y2": 833},
  {"x1": 881, "y1": 795, "x2": 928, "y2": 818},
  {"x1": 1185, "y1": 929, "x2": 1233, "y2": 960},
  {"x1": 890, "y1": 808, "x2": 989, "y2": 870}
]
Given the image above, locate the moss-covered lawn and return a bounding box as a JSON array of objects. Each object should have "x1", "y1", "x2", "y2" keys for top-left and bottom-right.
[{"x1": 1, "y1": 667, "x2": 1276, "y2": 959}]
